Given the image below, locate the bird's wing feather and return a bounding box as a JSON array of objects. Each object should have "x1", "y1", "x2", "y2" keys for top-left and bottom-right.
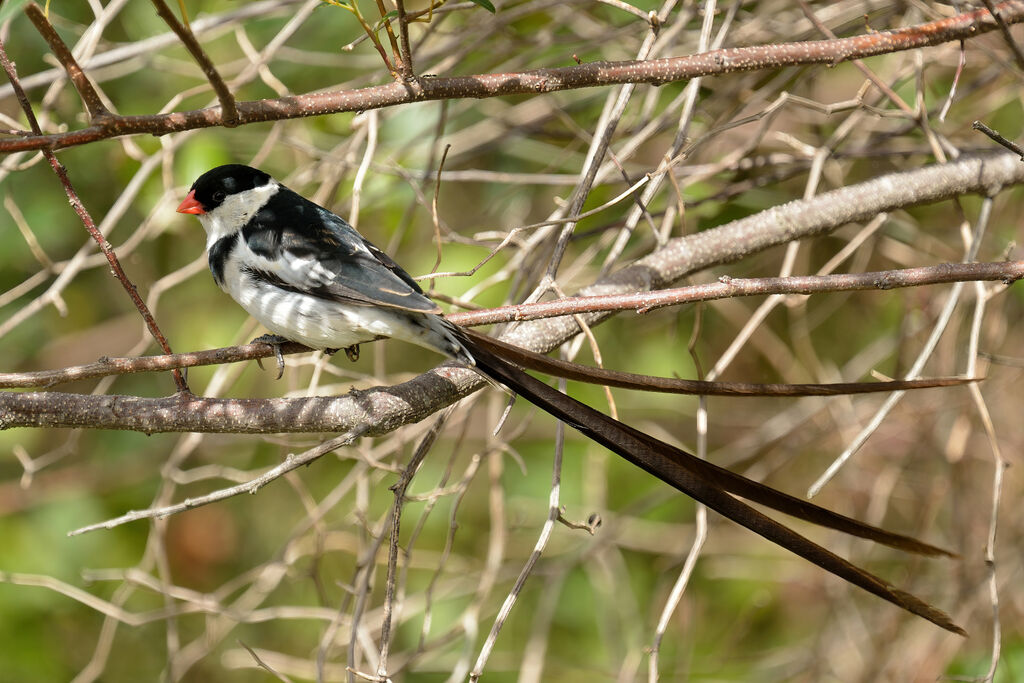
[{"x1": 242, "y1": 189, "x2": 441, "y2": 314}]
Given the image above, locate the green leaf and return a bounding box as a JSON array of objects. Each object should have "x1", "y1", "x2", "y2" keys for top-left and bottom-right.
[
  {"x1": 468, "y1": 0, "x2": 496, "y2": 13},
  {"x1": 374, "y1": 9, "x2": 398, "y2": 30}
]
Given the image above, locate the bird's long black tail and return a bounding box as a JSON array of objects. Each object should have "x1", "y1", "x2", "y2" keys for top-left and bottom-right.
[{"x1": 457, "y1": 329, "x2": 964, "y2": 636}]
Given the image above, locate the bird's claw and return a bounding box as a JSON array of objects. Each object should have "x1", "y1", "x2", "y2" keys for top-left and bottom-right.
[
  {"x1": 252, "y1": 334, "x2": 289, "y2": 379},
  {"x1": 326, "y1": 344, "x2": 360, "y2": 362}
]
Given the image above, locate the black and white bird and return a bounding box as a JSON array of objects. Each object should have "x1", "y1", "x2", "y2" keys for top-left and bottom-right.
[
  {"x1": 178, "y1": 164, "x2": 963, "y2": 635},
  {"x1": 176, "y1": 164, "x2": 471, "y2": 364}
]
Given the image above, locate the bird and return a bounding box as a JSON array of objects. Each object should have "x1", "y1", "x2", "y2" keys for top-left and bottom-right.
[{"x1": 177, "y1": 164, "x2": 964, "y2": 635}]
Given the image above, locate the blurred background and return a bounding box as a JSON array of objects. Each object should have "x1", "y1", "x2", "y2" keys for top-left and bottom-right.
[{"x1": 0, "y1": 1, "x2": 1022, "y2": 680}]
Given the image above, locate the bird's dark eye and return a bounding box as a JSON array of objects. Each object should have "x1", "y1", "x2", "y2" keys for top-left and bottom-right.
[{"x1": 212, "y1": 190, "x2": 226, "y2": 203}]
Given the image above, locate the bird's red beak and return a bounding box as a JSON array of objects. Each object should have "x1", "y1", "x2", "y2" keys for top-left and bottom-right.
[{"x1": 176, "y1": 190, "x2": 206, "y2": 215}]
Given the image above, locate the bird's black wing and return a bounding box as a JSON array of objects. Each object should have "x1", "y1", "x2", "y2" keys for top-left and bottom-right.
[{"x1": 242, "y1": 188, "x2": 441, "y2": 314}]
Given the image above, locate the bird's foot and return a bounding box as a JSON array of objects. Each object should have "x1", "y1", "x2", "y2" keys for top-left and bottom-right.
[
  {"x1": 325, "y1": 344, "x2": 360, "y2": 362},
  {"x1": 252, "y1": 334, "x2": 290, "y2": 380}
]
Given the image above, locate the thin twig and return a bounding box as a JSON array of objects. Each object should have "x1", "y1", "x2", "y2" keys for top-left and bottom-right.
[
  {"x1": 149, "y1": 0, "x2": 240, "y2": 126},
  {"x1": 808, "y1": 198, "x2": 994, "y2": 497},
  {"x1": 596, "y1": 0, "x2": 656, "y2": 25},
  {"x1": 394, "y1": 0, "x2": 414, "y2": 78},
  {"x1": 981, "y1": 0, "x2": 1024, "y2": 69},
  {"x1": 24, "y1": 2, "x2": 109, "y2": 120},
  {"x1": 68, "y1": 432, "x2": 362, "y2": 535},
  {"x1": 448, "y1": 260, "x2": 1024, "y2": 326},
  {"x1": 376, "y1": 408, "x2": 452, "y2": 679},
  {"x1": 328, "y1": 0, "x2": 398, "y2": 76},
  {"x1": 542, "y1": 8, "x2": 663, "y2": 281},
  {"x1": 372, "y1": 0, "x2": 405, "y2": 78},
  {"x1": 237, "y1": 641, "x2": 294, "y2": 683},
  {"x1": 965, "y1": 276, "x2": 1005, "y2": 683},
  {"x1": 0, "y1": 340, "x2": 307, "y2": 389},
  {"x1": 0, "y1": 35, "x2": 188, "y2": 393},
  {"x1": 938, "y1": 40, "x2": 966, "y2": 121},
  {"x1": 470, "y1": 381, "x2": 568, "y2": 681},
  {"x1": 797, "y1": 0, "x2": 914, "y2": 116},
  {"x1": 3, "y1": 2, "x2": 1023, "y2": 153},
  {"x1": 3, "y1": 260, "x2": 1016, "y2": 391},
  {"x1": 973, "y1": 120, "x2": 1024, "y2": 159},
  {"x1": 427, "y1": 144, "x2": 452, "y2": 287},
  {"x1": 649, "y1": 295, "x2": 710, "y2": 683}
]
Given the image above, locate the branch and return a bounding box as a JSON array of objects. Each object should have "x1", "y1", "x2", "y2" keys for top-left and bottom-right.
[
  {"x1": 67, "y1": 432, "x2": 363, "y2": 534},
  {"x1": 0, "y1": 32, "x2": 188, "y2": 393},
  {"x1": 2, "y1": 1, "x2": 1022, "y2": 153},
  {"x1": 24, "y1": 3, "x2": 109, "y2": 121},
  {"x1": 1, "y1": 260, "x2": 1017, "y2": 390},
  {"x1": 451, "y1": 260, "x2": 1024, "y2": 325},
  {"x1": 1, "y1": 153, "x2": 1021, "y2": 433},
  {"x1": 149, "y1": 0, "x2": 239, "y2": 126},
  {"x1": 0, "y1": 365, "x2": 475, "y2": 434},
  {"x1": 0, "y1": 0, "x2": 304, "y2": 100},
  {"x1": 974, "y1": 120, "x2": 1024, "y2": 159},
  {"x1": 981, "y1": 0, "x2": 1024, "y2": 69}
]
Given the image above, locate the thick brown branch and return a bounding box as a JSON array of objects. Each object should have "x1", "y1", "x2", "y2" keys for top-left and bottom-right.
[
  {"x1": 0, "y1": 367, "x2": 475, "y2": 434},
  {"x1": 2, "y1": 1, "x2": 1021, "y2": 153}
]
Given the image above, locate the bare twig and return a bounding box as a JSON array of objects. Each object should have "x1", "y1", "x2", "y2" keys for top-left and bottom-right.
[
  {"x1": 376, "y1": 409, "x2": 453, "y2": 679},
  {"x1": 149, "y1": 0, "x2": 240, "y2": 126},
  {"x1": 543, "y1": 3, "x2": 668, "y2": 281},
  {"x1": 449, "y1": 260, "x2": 1024, "y2": 326},
  {"x1": 427, "y1": 144, "x2": 451, "y2": 285},
  {"x1": 973, "y1": 120, "x2": 1024, "y2": 159},
  {"x1": 796, "y1": 0, "x2": 914, "y2": 116},
  {"x1": 470, "y1": 386, "x2": 568, "y2": 681},
  {"x1": 649, "y1": 294, "x2": 710, "y2": 683},
  {"x1": 0, "y1": 340, "x2": 308, "y2": 389},
  {"x1": 68, "y1": 432, "x2": 362, "y2": 535},
  {"x1": 371, "y1": 0, "x2": 405, "y2": 78},
  {"x1": 966, "y1": 276, "x2": 1006, "y2": 683},
  {"x1": 24, "y1": 3, "x2": 109, "y2": 121},
  {"x1": 0, "y1": 35, "x2": 188, "y2": 393},
  {"x1": 237, "y1": 641, "x2": 294, "y2": 683},
  {"x1": 8, "y1": 257, "x2": 1019, "y2": 392},
  {"x1": 808, "y1": 197, "x2": 993, "y2": 497},
  {"x1": 394, "y1": 0, "x2": 414, "y2": 78},
  {"x1": 3, "y1": 2, "x2": 1022, "y2": 153},
  {"x1": 981, "y1": 0, "x2": 1024, "y2": 69},
  {"x1": 326, "y1": 0, "x2": 398, "y2": 77}
]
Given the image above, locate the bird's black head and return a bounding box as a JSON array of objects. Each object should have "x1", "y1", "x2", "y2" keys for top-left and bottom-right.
[{"x1": 178, "y1": 164, "x2": 273, "y2": 215}]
